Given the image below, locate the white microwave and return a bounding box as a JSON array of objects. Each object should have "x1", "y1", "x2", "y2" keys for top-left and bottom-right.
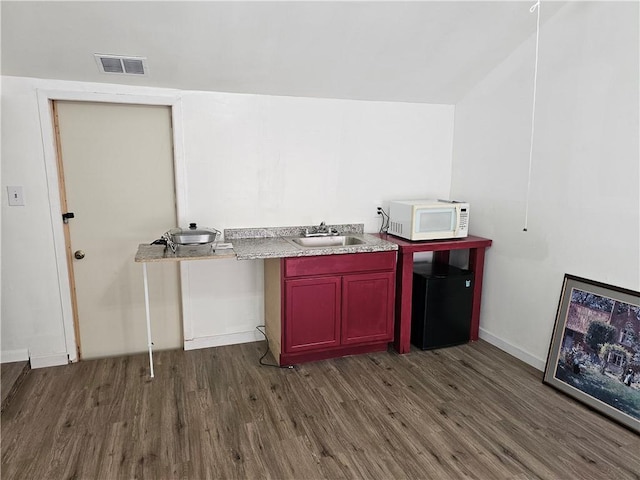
[{"x1": 388, "y1": 199, "x2": 469, "y2": 241}]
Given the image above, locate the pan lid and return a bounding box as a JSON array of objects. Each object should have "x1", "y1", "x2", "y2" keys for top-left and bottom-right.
[{"x1": 170, "y1": 223, "x2": 216, "y2": 236}]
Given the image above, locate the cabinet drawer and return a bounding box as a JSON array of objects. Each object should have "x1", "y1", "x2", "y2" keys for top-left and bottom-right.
[{"x1": 284, "y1": 251, "x2": 396, "y2": 278}]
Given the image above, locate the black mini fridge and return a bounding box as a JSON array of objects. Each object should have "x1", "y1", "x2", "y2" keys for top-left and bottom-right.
[{"x1": 411, "y1": 263, "x2": 473, "y2": 350}]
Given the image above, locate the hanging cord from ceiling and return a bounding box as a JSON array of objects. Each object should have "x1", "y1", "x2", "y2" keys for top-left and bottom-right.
[{"x1": 523, "y1": 0, "x2": 541, "y2": 232}]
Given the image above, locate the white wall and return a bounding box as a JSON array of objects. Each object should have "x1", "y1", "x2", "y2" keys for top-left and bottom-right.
[
  {"x1": 179, "y1": 92, "x2": 455, "y2": 348},
  {"x1": 451, "y1": 2, "x2": 639, "y2": 370},
  {"x1": 1, "y1": 79, "x2": 69, "y2": 363},
  {"x1": 1, "y1": 76, "x2": 455, "y2": 363}
]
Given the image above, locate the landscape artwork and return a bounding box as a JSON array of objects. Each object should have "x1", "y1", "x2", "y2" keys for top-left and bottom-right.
[{"x1": 544, "y1": 274, "x2": 640, "y2": 433}]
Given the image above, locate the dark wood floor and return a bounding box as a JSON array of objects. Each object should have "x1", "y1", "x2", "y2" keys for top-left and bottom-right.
[
  {"x1": 2, "y1": 340, "x2": 639, "y2": 479},
  {"x1": 1, "y1": 361, "x2": 30, "y2": 413}
]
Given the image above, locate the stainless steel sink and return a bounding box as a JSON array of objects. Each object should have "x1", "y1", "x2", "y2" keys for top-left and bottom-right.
[{"x1": 286, "y1": 235, "x2": 366, "y2": 248}]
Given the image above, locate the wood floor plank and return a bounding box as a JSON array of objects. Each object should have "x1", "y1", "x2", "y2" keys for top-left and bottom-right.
[
  {"x1": 1, "y1": 361, "x2": 30, "y2": 413},
  {"x1": 2, "y1": 340, "x2": 639, "y2": 479}
]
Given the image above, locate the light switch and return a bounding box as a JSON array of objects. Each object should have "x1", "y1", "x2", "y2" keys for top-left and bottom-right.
[{"x1": 7, "y1": 186, "x2": 25, "y2": 206}]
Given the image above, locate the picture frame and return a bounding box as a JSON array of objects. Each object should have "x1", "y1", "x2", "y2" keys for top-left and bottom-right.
[{"x1": 544, "y1": 274, "x2": 640, "y2": 434}]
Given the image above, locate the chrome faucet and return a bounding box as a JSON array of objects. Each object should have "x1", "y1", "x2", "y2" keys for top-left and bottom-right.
[
  {"x1": 317, "y1": 221, "x2": 329, "y2": 234},
  {"x1": 305, "y1": 221, "x2": 338, "y2": 237}
]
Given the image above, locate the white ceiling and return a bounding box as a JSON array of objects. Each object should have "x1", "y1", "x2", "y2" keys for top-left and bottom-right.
[{"x1": 1, "y1": 1, "x2": 566, "y2": 104}]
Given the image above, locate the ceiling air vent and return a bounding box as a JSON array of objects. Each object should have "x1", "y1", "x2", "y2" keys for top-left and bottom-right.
[{"x1": 94, "y1": 54, "x2": 147, "y2": 75}]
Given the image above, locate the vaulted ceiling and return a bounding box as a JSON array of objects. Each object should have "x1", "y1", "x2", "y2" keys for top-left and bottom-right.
[{"x1": 1, "y1": 1, "x2": 566, "y2": 104}]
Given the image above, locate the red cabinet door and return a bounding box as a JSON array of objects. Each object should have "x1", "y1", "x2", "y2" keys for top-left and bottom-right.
[
  {"x1": 284, "y1": 276, "x2": 341, "y2": 353},
  {"x1": 341, "y1": 272, "x2": 395, "y2": 345}
]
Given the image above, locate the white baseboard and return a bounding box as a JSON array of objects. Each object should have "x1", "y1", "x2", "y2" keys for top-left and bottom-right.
[
  {"x1": 1, "y1": 349, "x2": 30, "y2": 363},
  {"x1": 29, "y1": 352, "x2": 69, "y2": 369},
  {"x1": 184, "y1": 329, "x2": 264, "y2": 351},
  {"x1": 479, "y1": 328, "x2": 546, "y2": 371}
]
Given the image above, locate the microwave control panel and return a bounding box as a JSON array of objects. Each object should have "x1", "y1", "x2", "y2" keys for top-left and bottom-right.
[{"x1": 459, "y1": 208, "x2": 469, "y2": 232}]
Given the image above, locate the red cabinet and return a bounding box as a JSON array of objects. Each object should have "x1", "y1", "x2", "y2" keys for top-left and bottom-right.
[
  {"x1": 341, "y1": 272, "x2": 395, "y2": 345},
  {"x1": 284, "y1": 276, "x2": 341, "y2": 352},
  {"x1": 264, "y1": 251, "x2": 396, "y2": 366}
]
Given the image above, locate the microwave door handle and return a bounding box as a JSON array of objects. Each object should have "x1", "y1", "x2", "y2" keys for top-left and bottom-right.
[{"x1": 453, "y1": 206, "x2": 460, "y2": 236}]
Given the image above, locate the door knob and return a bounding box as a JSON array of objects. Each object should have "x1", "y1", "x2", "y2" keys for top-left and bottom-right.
[{"x1": 74, "y1": 250, "x2": 85, "y2": 260}]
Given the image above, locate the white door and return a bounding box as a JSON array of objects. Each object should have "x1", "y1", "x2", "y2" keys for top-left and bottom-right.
[{"x1": 54, "y1": 101, "x2": 182, "y2": 360}]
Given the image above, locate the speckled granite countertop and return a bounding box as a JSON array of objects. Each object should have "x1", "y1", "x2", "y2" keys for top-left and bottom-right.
[
  {"x1": 225, "y1": 223, "x2": 397, "y2": 260},
  {"x1": 134, "y1": 243, "x2": 236, "y2": 263},
  {"x1": 135, "y1": 223, "x2": 398, "y2": 262},
  {"x1": 231, "y1": 232, "x2": 397, "y2": 260},
  {"x1": 223, "y1": 223, "x2": 364, "y2": 240}
]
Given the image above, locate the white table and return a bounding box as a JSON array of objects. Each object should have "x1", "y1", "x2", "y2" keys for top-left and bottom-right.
[{"x1": 134, "y1": 243, "x2": 236, "y2": 377}]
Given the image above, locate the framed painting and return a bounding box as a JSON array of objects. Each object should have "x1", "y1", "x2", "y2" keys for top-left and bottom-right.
[{"x1": 543, "y1": 274, "x2": 640, "y2": 433}]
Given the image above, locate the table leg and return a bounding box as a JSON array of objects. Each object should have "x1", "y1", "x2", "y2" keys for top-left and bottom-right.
[
  {"x1": 433, "y1": 250, "x2": 450, "y2": 265},
  {"x1": 468, "y1": 247, "x2": 487, "y2": 341},
  {"x1": 393, "y1": 250, "x2": 414, "y2": 354},
  {"x1": 142, "y1": 263, "x2": 155, "y2": 378}
]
